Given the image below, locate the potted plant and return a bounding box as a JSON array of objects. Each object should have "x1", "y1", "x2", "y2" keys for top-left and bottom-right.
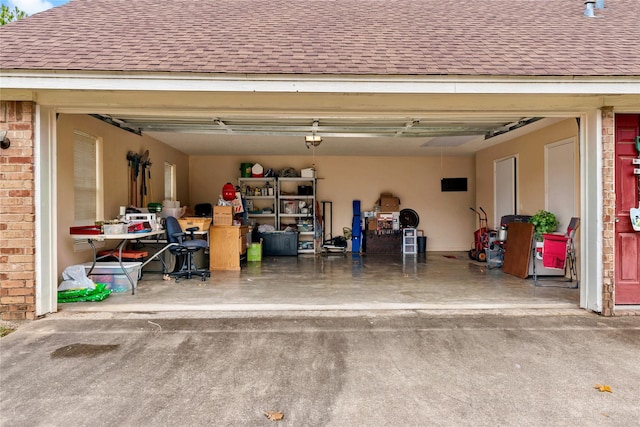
[{"x1": 529, "y1": 210, "x2": 559, "y2": 241}]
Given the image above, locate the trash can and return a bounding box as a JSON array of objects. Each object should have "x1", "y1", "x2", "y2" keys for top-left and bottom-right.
[{"x1": 417, "y1": 236, "x2": 427, "y2": 253}]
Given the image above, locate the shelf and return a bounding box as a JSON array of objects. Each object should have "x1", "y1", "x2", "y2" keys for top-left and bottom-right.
[
  {"x1": 238, "y1": 177, "x2": 275, "y2": 182},
  {"x1": 279, "y1": 195, "x2": 313, "y2": 200},
  {"x1": 239, "y1": 177, "x2": 277, "y2": 229},
  {"x1": 278, "y1": 177, "x2": 315, "y2": 181}
]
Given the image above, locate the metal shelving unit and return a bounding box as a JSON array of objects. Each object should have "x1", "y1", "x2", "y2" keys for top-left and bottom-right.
[
  {"x1": 238, "y1": 177, "x2": 277, "y2": 228},
  {"x1": 277, "y1": 177, "x2": 317, "y2": 254}
]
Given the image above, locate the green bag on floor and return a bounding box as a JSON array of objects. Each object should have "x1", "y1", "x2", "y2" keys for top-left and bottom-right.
[{"x1": 58, "y1": 283, "x2": 111, "y2": 303}]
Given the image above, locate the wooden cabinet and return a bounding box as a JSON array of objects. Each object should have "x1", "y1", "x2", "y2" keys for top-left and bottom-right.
[{"x1": 209, "y1": 225, "x2": 248, "y2": 271}]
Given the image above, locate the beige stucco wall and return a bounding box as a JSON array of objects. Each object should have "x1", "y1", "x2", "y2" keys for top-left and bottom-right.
[
  {"x1": 56, "y1": 114, "x2": 190, "y2": 277},
  {"x1": 190, "y1": 155, "x2": 476, "y2": 251},
  {"x1": 474, "y1": 119, "x2": 580, "y2": 229}
]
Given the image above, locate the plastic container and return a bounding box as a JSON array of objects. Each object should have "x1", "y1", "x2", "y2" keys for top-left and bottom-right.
[
  {"x1": 103, "y1": 223, "x2": 127, "y2": 235},
  {"x1": 240, "y1": 162, "x2": 253, "y2": 177},
  {"x1": 258, "y1": 232, "x2": 298, "y2": 256},
  {"x1": 83, "y1": 262, "x2": 141, "y2": 293},
  {"x1": 252, "y1": 163, "x2": 264, "y2": 177}
]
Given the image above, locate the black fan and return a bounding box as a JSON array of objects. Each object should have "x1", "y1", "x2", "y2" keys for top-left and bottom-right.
[{"x1": 399, "y1": 209, "x2": 419, "y2": 228}]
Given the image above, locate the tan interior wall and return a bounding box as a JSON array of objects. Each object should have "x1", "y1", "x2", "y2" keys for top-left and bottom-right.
[
  {"x1": 56, "y1": 114, "x2": 189, "y2": 277},
  {"x1": 190, "y1": 155, "x2": 476, "y2": 251},
  {"x1": 474, "y1": 118, "x2": 580, "y2": 228}
]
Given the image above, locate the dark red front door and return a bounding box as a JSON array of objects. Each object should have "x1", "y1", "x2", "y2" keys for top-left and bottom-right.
[{"x1": 614, "y1": 114, "x2": 640, "y2": 304}]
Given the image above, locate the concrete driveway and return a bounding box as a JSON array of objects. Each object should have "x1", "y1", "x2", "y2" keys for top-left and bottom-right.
[{"x1": 1, "y1": 310, "x2": 639, "y2": 426}]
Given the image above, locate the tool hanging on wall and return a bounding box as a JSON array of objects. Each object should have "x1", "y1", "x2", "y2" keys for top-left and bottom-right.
[
  {"x1": 126, "y1": 151, "x2": 140, "y2": 207},
  {"x1": 139, "y1": 150, "x2": 149, "y2": 207},
  {"x1": 147, "y1": 157, "x2": 153, "y2": 204},
  {"x1": 133, "y1": 152, "x2": 141, "y2": 207}
]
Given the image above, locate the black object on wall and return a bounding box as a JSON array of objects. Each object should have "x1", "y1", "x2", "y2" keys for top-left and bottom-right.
[{"x1": 441, "y1": 178, "x2": 468, "y2": 192}]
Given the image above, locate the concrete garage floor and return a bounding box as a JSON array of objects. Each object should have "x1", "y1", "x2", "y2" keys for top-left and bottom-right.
[{"x1": 59, "y1": 252, "x2": 580, "y2": 314}]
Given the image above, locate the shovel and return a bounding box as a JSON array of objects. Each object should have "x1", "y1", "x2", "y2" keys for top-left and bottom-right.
[
  {"x1": 139, "y1": 150, "x2": 149, "y2": 207},
  {"x1": 126, "y1": 151, "x2": 137, "y2": 206}
]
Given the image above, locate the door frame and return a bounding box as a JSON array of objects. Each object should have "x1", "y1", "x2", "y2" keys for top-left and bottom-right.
[
  {"x1": 35, "y1": 106, "x2": 58, "y2": 316},
  {"x1": 580, "y1": 110, "x2": 602, "y2": 312},
  {"x1": 31, "y1": 107, "x2": 605, "y2": 315}
]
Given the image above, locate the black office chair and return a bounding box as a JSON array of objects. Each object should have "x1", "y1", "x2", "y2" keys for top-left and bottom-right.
[{"x1": 165, "y1": 216, "x2": 209, "y2": 281}]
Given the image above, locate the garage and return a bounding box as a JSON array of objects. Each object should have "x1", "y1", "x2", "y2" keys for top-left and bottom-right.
[{"x1": 1, "y1": 0, "x2": 639, "y2": 318}]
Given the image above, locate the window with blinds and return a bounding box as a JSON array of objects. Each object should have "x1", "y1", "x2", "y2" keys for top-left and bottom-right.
[{"x1": 74, "y1": 131, "x2": 99, "y2": 223}]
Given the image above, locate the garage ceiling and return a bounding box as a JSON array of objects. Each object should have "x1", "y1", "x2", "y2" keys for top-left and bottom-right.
[{"x1": 95, "y1": 113, "x2": 550, "y2": 156}]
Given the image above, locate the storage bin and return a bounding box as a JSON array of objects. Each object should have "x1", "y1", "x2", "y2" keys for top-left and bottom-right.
[
  {"x1": 240, "y1": 162, "x2": 253, "y2": 177},
  {"x1": 83, "y1": 262, "x2": 141, "y2": 293},
  {"x1": 258, "y1": 232, "x2": 298, "y2": 256}
]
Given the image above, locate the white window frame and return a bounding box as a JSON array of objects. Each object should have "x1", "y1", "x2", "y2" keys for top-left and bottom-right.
[
  {"x1": 164, "y1": 161, "x2": 176, "y2": 201},
  {"x1": 73, "y1": 131, "x2": 103, "y2": 225}
]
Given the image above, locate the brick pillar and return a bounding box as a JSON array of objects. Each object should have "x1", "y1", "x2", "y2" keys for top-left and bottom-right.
[
  {"x1": 0, "y1": 101, "x2": 36, "y2": 320},
  {"x1": 601, "y1": 107, "x2": 615, "y2": 316}
]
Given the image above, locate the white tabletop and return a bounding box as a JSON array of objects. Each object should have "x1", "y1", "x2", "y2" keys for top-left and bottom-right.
[{"x1": 70, "y1": 229, "x2": 165, "y2": 241}]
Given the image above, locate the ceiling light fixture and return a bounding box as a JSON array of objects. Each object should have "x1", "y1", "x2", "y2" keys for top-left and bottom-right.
[
  {"x1": 305, "y1": 134, "x2": 322, "y2": 148},
  {"x1": 305, "y1": 120, "x2": 322, "y2": 148}
]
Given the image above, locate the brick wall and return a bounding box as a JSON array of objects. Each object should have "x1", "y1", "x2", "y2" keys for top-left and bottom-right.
[
  {"x1": 601, "y1": 107, "x2": 615, "y2": 316},
  {"x1": 0, "y1": 101, "x2": 36, "y2": 320}
]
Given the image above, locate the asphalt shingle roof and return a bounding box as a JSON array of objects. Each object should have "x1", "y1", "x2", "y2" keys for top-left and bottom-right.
[{"x1": 1, "y1": 0, "x2": 639, "y2": 76}]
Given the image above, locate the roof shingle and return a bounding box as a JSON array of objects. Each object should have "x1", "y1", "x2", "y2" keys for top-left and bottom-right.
[{"x1": 1, "y1": 0, "x2": 639, "y2": 76}]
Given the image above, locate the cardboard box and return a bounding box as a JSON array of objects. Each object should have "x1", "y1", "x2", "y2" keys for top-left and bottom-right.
[
  {"x1": 213, "y1": 206, "x2": 234, "y2": 226},
  {"x1": 301, "y1": 167, "x2": 316, "y2": 178},
  {"x1": 367, "y1": 218, "x2": 378, "y2": 231},
  {"x1": 379, "y1": 193, "x2": 400, "y2": 212},
  {"x1": 377, "y1": 212, "x2": 400, "y2": 230}
]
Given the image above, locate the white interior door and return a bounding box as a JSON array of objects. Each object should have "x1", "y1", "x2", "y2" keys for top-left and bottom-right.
[
  {"x1": 494, "y1": 156, "x2": 517, "y2": 227},
  {"x1": 545, "y1": 138, "x2": 577, "y2": 232}
]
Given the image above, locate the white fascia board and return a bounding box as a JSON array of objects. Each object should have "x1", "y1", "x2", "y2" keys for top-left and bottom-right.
[{"x1": 1, "y1": 71, "x2": 640, "y2": 95}]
